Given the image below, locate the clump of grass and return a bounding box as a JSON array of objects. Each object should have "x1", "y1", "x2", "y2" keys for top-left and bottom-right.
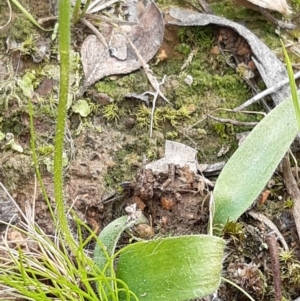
[{"x1": 0, "y1": 183, "x2": 134, "y2": 300}]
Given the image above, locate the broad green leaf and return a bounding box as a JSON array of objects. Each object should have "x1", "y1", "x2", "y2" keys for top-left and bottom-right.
[
  {"x1": 213, "y1": 95, "x2": 298, "y2": 229},
  {"x1": 116, "y1": 235, "x2": 225, "y2": 301}
]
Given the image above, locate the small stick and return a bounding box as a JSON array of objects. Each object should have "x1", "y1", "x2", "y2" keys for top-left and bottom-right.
[
  {"x1": 114, "y1": 24, "x2": 171, "y2": 105},
  {"x1": 259, "y1": 7, "x2": 296, "y2": 30},
  {"x1": 86, "y1": 13, "x2": 138, "y2": 26},
  {"x1": 198, "y1": 0, "x2": 213, "y2": 14},
  {"x1": 80, "y1": 18, "x2": 108, "y2": 47},
  {"x1": 146, "y1": 75, "x2": 166, "y2": 137},
  {"x1": 1, "y1": 0, "x2": 12, "y2": 30},
  {"x1": 149, "y1": 89, "x2": 159, "y2": 138},
  {"x1": 234, "y1": 70, "x2": 300, "y2": 111},
  {"x1": 266, "y1": 231, "x2": 282, "y2": 301},
  {"x1": 206, "y1": 114, "x2": 258, "y2": 127},
  {"x1": 38, "y1": 16, "x2": 58, "y2": 24},
  {"x1": 282, "y1": 154, "x2": 300, "y2": 241},
  {"x1": 248, "y1": 210, "x2": 289, "y2": 251}
]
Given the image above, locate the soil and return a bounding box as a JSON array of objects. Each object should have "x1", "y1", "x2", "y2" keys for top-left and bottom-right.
[{"x1": 1, "y1": 0, "x2": 300, "y2": 300}]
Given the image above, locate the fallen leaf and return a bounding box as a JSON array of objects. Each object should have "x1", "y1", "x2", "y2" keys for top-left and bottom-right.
[
  {"x1": 258, "y1": 190, "x2": 271, "y2": 205},
  {"x1": 161, "y1": 197, "x2": 175, "y2": 210},
  {"x1": 133, "y1": 195, "x2": 146, "y2": 211},
  {"x1": 146, "y1": 140, "x2": 198, "y2": 174},
  {"x1": 236, "y1": 0, "x2": 292, "y2": 14},
  {"x1": 167, "y1": 8, "x2": 290, "y2": 106},
  {"x1": 80, "y1": 1, "x2": 164, "y2": 94}
]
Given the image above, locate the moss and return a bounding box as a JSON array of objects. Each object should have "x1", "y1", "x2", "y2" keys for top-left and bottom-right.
[
  {"x1": 291, "y1": 0, "x2": 300, "y2": 11},
  {"x1": 222, "y1": 221, "x2": 245, "y2": 243},
  {"x1": 134, "y1": 104, "x2": 194, "y2": 132},
  {"x1": 283, "y1": 198, "x2": 294, "y2": 209},
  {"x1": 95, "y1": 72, "x2": 149, "y2": 101},
  {"x1": 213, "y1": 123, "x2": 229, "y2": 139},
  {"x1": 37, "y1": 144, "x2": 54, "y2": 156},
  {"x1": 102, "y1": 103, "x2": 124, "y2": 122},
  {"x1": 210, "y1": 0, "x2": 282, "y2": 50},
  {"x1": 280, "y1": 248, "x2": 300, "y2": 297},
  {"x1": 174, "y1": 43, "x2": 191, "y2": 56},
  {"x1": 0, "y1": 11, "x2": 36, "y2": 41},
  {"x1": 178, "y1": 26, "x2": 214, "y2": 50}
]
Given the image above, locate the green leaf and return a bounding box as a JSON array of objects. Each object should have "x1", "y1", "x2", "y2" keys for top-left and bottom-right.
[
  {"x1": 93, "y1": 214, "x2": 149, "y2": 273},
  {"x1": 10, "y1": 0, "x2": 52, "y2": 31},
  {"x1": 0, "y1": 131, "x2": 5, "y2": 141},
  {"x1": 281, "y1": 40, "x2": 300, "y2": 129},
  {"x1": 72, "y1": 99, "x2": 91, "y2": 117},
  {"x1": 116, "y1": 235, "x2": 225, "y2": 301},
  {"x1": 213, "y1": 96, "x2": 298, "y2": 229},
  {"x1": 17, "y1": 72, "x2": 36, "y2": 98}
]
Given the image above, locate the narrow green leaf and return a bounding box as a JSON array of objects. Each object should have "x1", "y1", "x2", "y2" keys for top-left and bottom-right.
[
  {"x1": 116, "y1": 235, "x2": 225, "y2": 301},
  {"x1": 10, "y1": 0, "x2": 52, "y2": 31},
  {"x1": 93, "y1": 215, "x2": 149, "y2": 273},
  {"x1": 213, "y1": 96, "x2": 298, "y2": 229},
  {"x1": 281, "y1": 40, "x2": 300, "y2": 129},
  {"x1": 78, "y1": 0, "x2": 91, "y2": 20}
]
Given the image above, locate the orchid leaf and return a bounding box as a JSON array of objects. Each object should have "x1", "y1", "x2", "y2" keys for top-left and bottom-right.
[
  {"x1": 116, "y1": 235, "x2": 225, "y2": 301},
  {"x1": 213, "y1": 95, "x2": 298, "y2": 229}
]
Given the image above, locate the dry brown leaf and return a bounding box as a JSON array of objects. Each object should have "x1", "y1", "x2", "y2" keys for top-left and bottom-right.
[
  {"x1": 80, "y1": 1, "x2": 164, "y2": 93},
  {"x1": 248, "y1": 0, "x2": 291, "y2": 14},
  {"x1": 235, "y1": 0, "x2": 292, "y2": 14},
  {"x1": 257, "y1": 189, "x2": 271, "y2": 205},
  {"x1": 161, "y1": 197, "x2": 175, "y2": 210}
]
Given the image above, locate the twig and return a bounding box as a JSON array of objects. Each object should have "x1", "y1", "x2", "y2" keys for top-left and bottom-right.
[
  {"x1": 282, "y1": 154, "x2": 300, "y2": 241},
  {"x1": 266, "y1": 231, "x2": 282, "y2": 301},
  {"x1": 38, "y1": 16, "x2": 58, "y2": 24},
  {"x1": 181, "y1": 48, "x2": 198, "y2": 71},
  {"x1": 146, "y1": 75, "x2": 167, "y2": 137},
  {"x1": 80, "y1": 18, "x2": 108, "y2": 47},
  {"x1": 114, "y1": 24, "x2": 171, "y2": 105},
  {"x1": 248, "y1": 210, "x2": 289, "y2": 251},
  {"x1": 289, "y1": 148, "x2": 299, "y2": 182},
  {"x1": 198, "y1": 0, "x2": 213, "y2": 14},
  {"x1": 148, "y1": 88, "x2": 159, "y2": 138},
  {"x1": 259, "y1": 7, "x2": 296, "y2": 30},
  {"x1": 206, "y1": 115, "x2": 258, "y2": 127},
  {"x1": 0, "y1": 0, "x2": 12, "y2": 30},
  {"x1": 85, "y1": 13, "x2": 138, "y2": 26},
  {"x1": 234, "y1": 70, "x2": 300, "y2": 111}
]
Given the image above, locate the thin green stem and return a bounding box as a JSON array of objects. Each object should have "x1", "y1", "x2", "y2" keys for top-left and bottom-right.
[
  {"x1": 54, "y1": 0, "x2": 77, "y2": 253},
  {"x1": 28, "y1": 99, "x2": 55, "y2": 221},
  {"x1": 221, "y1": 277, "x2": 255, "y2": 301}
]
